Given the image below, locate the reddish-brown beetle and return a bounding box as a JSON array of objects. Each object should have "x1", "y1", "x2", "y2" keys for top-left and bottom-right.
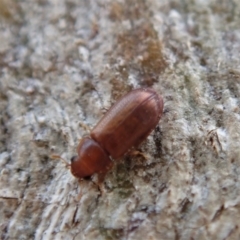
[{"x1": 70, "y1": 88, "x2": 164, "y2": 178}]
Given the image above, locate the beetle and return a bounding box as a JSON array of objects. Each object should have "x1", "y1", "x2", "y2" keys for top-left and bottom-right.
[{"x1": 70, "y1": 88, "x2": 164, "y2": 179}]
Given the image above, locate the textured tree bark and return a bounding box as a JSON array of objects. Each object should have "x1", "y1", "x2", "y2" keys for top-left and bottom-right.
[{"x1": 1, "y1": 0, "x2": 240, "y2": 239}]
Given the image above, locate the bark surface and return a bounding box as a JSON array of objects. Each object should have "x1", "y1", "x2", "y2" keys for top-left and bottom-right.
[{"x1": 1, "y1": 0, "x2": 240, "y2": 239}]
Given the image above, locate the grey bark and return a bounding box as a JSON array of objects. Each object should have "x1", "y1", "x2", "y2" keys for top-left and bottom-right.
[{"x1": 1, "y1": 0, "x2": 240, "y2": 239}]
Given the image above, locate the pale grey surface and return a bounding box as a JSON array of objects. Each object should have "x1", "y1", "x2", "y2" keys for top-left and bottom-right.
[{"x1": 1, "y1": 0, "x2": 240, "y2": 239}]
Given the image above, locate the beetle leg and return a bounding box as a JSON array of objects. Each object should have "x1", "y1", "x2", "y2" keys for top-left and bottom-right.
[
  {"x1": 128, "y1": 149, "x2": 149, "y2": 160},
  {"x1": 79, "y1": 122, "x2": 91, "y2": 133}
]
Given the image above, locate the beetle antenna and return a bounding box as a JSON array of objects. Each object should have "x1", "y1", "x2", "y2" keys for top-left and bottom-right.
[{"x1": 51, "y1": 154, "x2": 70, "y2": 168}]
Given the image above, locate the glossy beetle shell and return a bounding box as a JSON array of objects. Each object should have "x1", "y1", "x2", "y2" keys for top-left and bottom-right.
[
  {"x1": 71, "y1": 137, "x2": 113, "y2": 178},
  {"x1": 91, "y1": 88, "x2": 163, "y2": 158},
  {"x1": 70, "y1": 88, "x2": 163, "y2": 178}
]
